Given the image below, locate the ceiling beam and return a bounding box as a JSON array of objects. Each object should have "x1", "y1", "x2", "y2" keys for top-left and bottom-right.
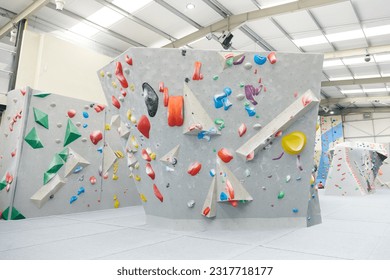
[
  {"x1": 324, "y1": 44, "x2": 390, "y2": 59},
  {"x1": 321, "y1": 96, "x2": 390, "y2": 107},
  {"x1": 340, "y1": 107, "x2": 390, "y2": 115},
  {"x1": 163, "y1": 0, "x2": 345, "y2": 48},
  {"x1": 321, "y1": 76, "x2": 390, "y2": 87},
  {"x1": 0, "y1": 0, "x2": 51, "y2": 38}
]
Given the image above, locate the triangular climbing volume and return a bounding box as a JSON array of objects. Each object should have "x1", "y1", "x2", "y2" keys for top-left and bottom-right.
[
  {"x1": 33, "y1": 107, "x2": 49, "y2": 129},
  {"x1": 102, "y1": 144, "x2": 117, "y2": 174},
  {"x1": 63, "y1": 148, "x2": 90, "y2": 177},
  {"x1": 182, "y1": 84, "x2": 220, "y2": 135},
  {"x1": 216, "y1": 159, "x2": 253, "y2": 202},
  {"x1": 63, "y1": 119, "x2": 81, "y2": 146},
  {"x1": 201, "y1": 177, "x2": 217, "y2": 218},
  {"x1": 159, "y1": 144, "x2": 180, "y2": 165},
  {"x1": 218, "y1": 52, "x2": 245, "y2": 70},
  {"x1": 24, "y1": 127, "x2": 44, "y2": 149}
]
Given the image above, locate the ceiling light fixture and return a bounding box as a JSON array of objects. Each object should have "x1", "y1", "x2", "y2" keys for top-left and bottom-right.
[
  {"x1": 55, "y1": 0, "x2": 65, "y2": 10},
  {"x1": 186, "y1": 3, "x2": 195, "y2": 9},
  {"x1": 329, "y1": 110, "x2": 335, "y2": 115},
  {"x1": 364, "y1": 53, "x2": 371, "y2": 62}
]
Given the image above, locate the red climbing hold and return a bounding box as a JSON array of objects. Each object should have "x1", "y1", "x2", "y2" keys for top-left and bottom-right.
[
  {"x1": 267, "y1": 52, "x2": 277, "y2": 64},
  {"x1": 153, "y1": 184, "x2": 163, "y2": 202},
  {"x1": 229, "y1": 200, "x2": 238, "y2": 207},
  {"x1": 167, "y1": 96, "x2": 184, "y2": 127},
  {"x1": 238, "y1": 123, "x2": 247, "y2": 137},
  {"x1": 192, "y1": 61, "x2": 203, "y2": 80},
  {"x1": 5, "y1": 172, "x2": 13, "y2": 184},
  {"x1": 90, "y1": 130, "x2": 103, "y2": 145},
  {"x1": 112, "y1": 95, "x2": 121, "y2": 109},
  {"x1": 20, "y1": 88, "x2": 26, "y2": 96},
  {"x1": 225, "y1": 179, "x2": 235, "y2": 199},
  {"x1": 89, "y1": 176, "x2": 97, "y2": 185},
  {"x1": 121, "y1": 88, "x2": 127, "y2": 97},
  {"x1": 67, "y1": 109, "x2": 76, "y2": 118},
  {"x1": 163, "y1": 87, "x2": 169, "y2": 107},
  {"x1": 94, "y1": 104, "x2": 106, "y2": 113},
  {"x1": 145, "y1": 163, "x2": 155, "y2": 180},
  {"x1": 159, "y1": 82, "x2": 164, "y2": 92},
  {"x1": 218, "y1": 148, "x2": 233, "y2": 163},
  {"x1": 137, "y1": 115, "x2": 151, "y2": 138},
  {"x1": 115, "y1": 61, "x2": 128, "y2": 88},
  {"x1": 187, "y1": 162, "x2": 202, "y2": 176},
  {"x1": 125, "y1": 54, "x2": 133, "y2": 65},
  {"x1": 203, "y1": 207, "x2": 211, "y2": 216},
  {"x1": 246, "y1": 151, "x2": 255, "y2": 161},
  {"x1": 301, "y1": 94, "x2": 312, "y2": 107},
  {"x1": 11, "y1": 149, "x2": 16, "y2": 157},
  {"x1": 141, "y1": 149, "x2": 151, "y2": 162}
]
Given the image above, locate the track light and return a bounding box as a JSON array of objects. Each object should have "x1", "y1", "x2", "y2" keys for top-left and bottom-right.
[
  {"x1": 55, "y1": 0, "x2": 65, "y2": 10},
  {"x1": 10, "y1": 28, "x2": 17, "y2": 43},
  {"x1": 218, "y1": 31, "x2": 233, "y2": 50},
  {"x1": 364, "y1": 54, "x2": 371, "y2": 62}
]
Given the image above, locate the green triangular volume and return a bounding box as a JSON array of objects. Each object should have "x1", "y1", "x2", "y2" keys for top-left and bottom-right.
[
  {"x1": 33, "y1": 93, "x2": 51, "y2": 98},
  {"x1": 58, "y1": 147, "x2": 69, "y2": 162},
  {"x1": 24, "y1": 127, "x2": 44, "y2": 149},
  {"x1": 46, "y1": 154, "x2": 65, "y2": 174},
  {"x1": 33, "y1": 107, "x2": 49, "y2": 129},
  {"x1": 63, "y1": 119, "x2": 81, "y2": 146},
  {"x1": 0, "y1": 177, "x2": 7, "y2": 191},
  {"x1": 43, "y1": 172, "x2": 56, "y2": 185},
  {"x1": 1, "y1": 206, "x2": 25, "y2": 220}
]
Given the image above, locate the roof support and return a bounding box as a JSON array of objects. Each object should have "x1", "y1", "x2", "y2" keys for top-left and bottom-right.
[
  {"x1": 324, "y1": 44, "x2": 390, "y2": 59},
  {"x1": 321, "y1": 96, "x2": 390, "y2": 107},
  {"x1": 321, "y1": 77, "x2": 390, "y2": 87}
]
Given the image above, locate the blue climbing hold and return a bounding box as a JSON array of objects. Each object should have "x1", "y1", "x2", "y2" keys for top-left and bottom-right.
[
  {"x1": 209, "y1": 169, "x2": 216, "y2": 177},
  {"x1": 97, "y1": 146, "x2": 103, "y2": 153},
  {"x1": 83, "y1": 123, "x2": 88, "y2": 128},
  {"x1": 292, "y1": 208, "x2": 299, "y2": 213},
  {"x1": 73, "y1": 166, "x2": 83, "y2": 173},
  {"x1": 220, "y1": 192, "x2": 228, "y2": 201},
  {"x1": 254, "y1": 55, "x2": 267, "y2": 65},
  {"x1": 245, "y1": 106, "x2": 256, "y2": 117},
  {"x1": 83, "y1": 111, "x2": 89, "y2": 118},
  {"x1": 77, "y1": 186, "x2": 85, "y2": 195},
  {"x1": 222, "y1": 97, "x2": 232, "y2": 110},
  {"x1": 70, "y1": 195, "x2": 78, "y2": 204},
  {"x1": 223, "y1": 87, "x2": 232, "y2": 96}
]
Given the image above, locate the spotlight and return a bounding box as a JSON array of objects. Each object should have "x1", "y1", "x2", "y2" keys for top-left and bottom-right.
[
  {"x1": 55, "y1": 0, "x2": 65, "y2": 10},
  {"x1": 10, "y1": 28, "x2": 17, "y2": 43},
  {"x1": 218, "y1": 31, "x2": 233, "y2": 50},
  {"x1": 364, "y1": 54, "x2": 371, "y2": 62},
  {"x1": 186, "y1": 3, "x2": 195, "y2": 10},
  {"x1": 329, "y1": 110, "x2": 335, "y2": 115}
]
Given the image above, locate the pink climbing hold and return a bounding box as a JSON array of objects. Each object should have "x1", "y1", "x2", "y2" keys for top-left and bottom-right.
[
  {"x1": 137, "y1": 115, "x2": 151, "y2": 139},
  {"x1": 125, "y1": 54, "x2": 133, "y2": 65},
  {"x1": 238, "y1": 123, "x2": 247, "y2": 137},
  {"x1": 11, "y1": 149, "x2": 16, "y2": 157},
  {"x1": 267, "y1": 52, "x2": 277, "y2": 64},
  {"x1": 94, "y1": 104, "x2": 106, "y2": 113},
  {"x1": 218, "y1": 148, "x2": 233, "y2": 163},
  {"x1": 246, "y1": 151, "x2": 255, "y2": 161},
  {"x1": 90, "y1": 130, "x2": 103, "y2": 145},
  {"x1": 301, "y1": 94, "x2": 312, "y2": 107},
  {"x1": 89, "y1": 176, "x2": 97, "y2": 185},
  {"x1": 20, "y1": 88, "x2": 26, "y2": 96},
  {"x1": 5, "y1": 172, "x2": 13, "y2": 184},
  {"x1": 67, "y1": 109, "x2": 76, "y2": 118},
  {"x1": 153, "y1": 184, "x2": 163, "y2": 202},
  {"x1": 112, "y1": 96, "x2": 121, "y2": 109},
  {"x1": 115, "y1": 61, "x2": 128, "y2": 88},
  {"x1": 187, "y1": 162, "x2": 202, "y2": 176},
  {"x1": 141, "y1": 149, "x2": 151, "y2": 162},
  {"x1": 145, "y1": 163, "x2": 155, "y2": 180},
  {"x1": 225, "y1": 179, "x2": 235, "y2": 199},
  {"x1": 159, "y1": 82, "x2": 164, "y2": 92}
]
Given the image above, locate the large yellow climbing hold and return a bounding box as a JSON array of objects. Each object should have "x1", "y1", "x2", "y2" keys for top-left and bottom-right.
[
  {"x1": 281, "y1": 131, "x2": 307, "y2": 155},
  {"x1": 140, "y1": 193, "x2": 147, "y2": 202}
]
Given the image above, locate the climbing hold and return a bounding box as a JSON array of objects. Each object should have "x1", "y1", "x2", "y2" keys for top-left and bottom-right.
[
  {"x1": 63, "y1": 119, "x2": 81, "y2": 147},
  {"x1": 233, "y1": 55, "x2": 245, "y2": 65},
  {"x1": 112, "y1": 96, "x2": 121, "y2": 109},
  {"x1": 209, "y1": 169, "x2": 216, "y2": 177},
  {"x1": 301, "y1": 94, "x2": 312, "y2": 107},
  {"x1": 238, "y1": 123, "x2": 247, "y2": 137},
  {"x1": 77, "y1": 187, "x2": 85, "y2": 195},
  {"x1": 244, "y1": 62, "x2": 252, "y2": 70},
  {"x1": 115, "y1": 61, "x2": 128, "y2": 88},
  {"x1": 73, "y1": 166, "x2": 83, "y2": 173},
  {"x1": 254, "y1": 55, "x2": 267, "y2": 65},
  {"x1": 214, "y1": 119, "x2": 225, "y2": 131},
  {"x1": 246, "y1": 151, "x2": 255, "y2": 161},
  {"x1": 82, "y1": 111, "x2": 89, "y2": 118},
  {"x1": 24, "y1": 127, "x2": 44, "y2": 149},
  {"x1": 69, "y1": 195, "x2": 78, "y2": 204},
  {"x1": 192, "y1": 61, "x2": 203, "y2": 80},
  {"x1": 159, "y1": 82, "x2": 164, "y2": 92},
  {"x1": 245, "y1": 106, "x2": 256, "y2": 117},
  {"x1": 253, "y1": 123, "x2": 262, "y2": 130},
  {"x1": 292, "y1": 208, "x2": 299, "y2": 213},
  {"x1": 90, "y1": 130, "x2": 103, "y2": 145},
  {"x1": 113, "y1": 196, "x2": 120, "y2": 208},
  {"x1": 286, "y1": 175, "x2": 291, "y2": 183},
  {"x1": 125, "y1": 54, "x2": 133, "y2": 65},
  {"x1": 153, "y1": 184, "x2": 163, "y2": 202},
  {"x1": 187, "y1": 200, "x2": 195, "y2": 208},
  {"x1": 244, "y1": 169, "x2": 251, "y2": 177},
  {"x1": 94, "y1": 104, "x2": 106, "y2": 113},
  {"x1": 11, "y1": 149, "x2": 16, "y2": 157},
  {"x1": 267, "y1": 52, "x2": 277, "y2": 64},
  {"x1": 278, "y1": 191, "x2": 285, "y2": 199},
  {"x1": 89, "y1": 176, "x2": 96, "y2": 185},
  {"x1": 187, "y1": 162, "x2": 202, "y2": 176},
  {"x1": 141, "y1": 149, "x2": 151, "y2": 161},
  {"x1": 202, "y1": 207, "x2": 211, "y2": 216},
  {"x1": 217, "y1": 148, "x2": 233, "y2": 163},
  {"x1": 145, "y1": 163, "x2": 155, "y2": 180},
  {"x1": 163, "y1": 87, "x2": 169, "y2": 107},
  {"x1": 220, "y1": 192, "x2": 228, "y2": 201},
  {"x1": 83, "y1": 124, "x2": 88, "y2": 128},
  {"x1": 33, "y1": 108, "x2": 49, "y2": 129},
  {"x1": 245, "y1": 84, "x2": 263, "y2": 105},
  {"x1": 140, "y1": 193, "x2": 147, "y2": 202},
  {"x1": 167, "y1": 96, "x2": 184, "y2": 127},
  {"x1": 213, "y1": 75, "x2": 219, "y2": 80},
  {"x1": 225, "y1": 179, "x2": 235, "y2": 199},
  {"x1": 106, "y1": 72, "x2": 112, "y2": 78},
  {"x1": 142, "y1": 82, "x2": 159, "y2": 117},
  {"x1": 137, "y1": 115, "x2": 151, "y2": 138},
  {"x1": 281, "y1": 131, "x2": 307, "y2": 155},
  {"x1": 67, "y1": 109, "x2": 76, "y2": 118}
]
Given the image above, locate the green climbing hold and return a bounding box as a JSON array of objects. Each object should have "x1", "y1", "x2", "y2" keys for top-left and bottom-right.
[
  {"x1": 239, "y1": 82, "x2": 245, "y2": 88},
  {"x1": 24, "y1": 127, "x2": 44, "y2": 149},
  {"x1": 43, "y1": 172, "x2": 56, "y2": 185},
  {"x1": 33, "y1": 92, "x2": 51, "y2": 98},
  {"x1": 46, "y1": 154, "x2": 65, "y2": 174},
  {"x1": 64, "y1": 119, "x2": 81, "y2": 146},
  {"x1": 213, "y1": 75, "x2": 219, "y2": 80},
  {"x1": 33, "y1": 107, "x2": 49, "y2": 129},
  {"x1": 2, "y1": 206, "x2": 25, "y2": 220},
  {"x1": 226, "y1": 58, "x2": 234, "y2": 66},
  {"x1": 277, "y1": 191, "x2": 285, "y2": 199},
  {"x1": 58, "y1": 147, "x2": 69, "y2": 162},
  {"x1": 0, "y1": 177, "x2": 7, "y2": 191},
  {"x1": 214, "y1": 118, "x2": 225, "y2": 131}
]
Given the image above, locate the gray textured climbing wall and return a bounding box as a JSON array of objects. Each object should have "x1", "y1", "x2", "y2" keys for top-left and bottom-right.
[
  {"x1": 0, "y1": 87, "x2": 140, "y2": 219},
  {"x1": 98, "y1": 48, "x2": 323, "y2": 229}
]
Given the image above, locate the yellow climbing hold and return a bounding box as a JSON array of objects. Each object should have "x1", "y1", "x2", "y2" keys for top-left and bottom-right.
[
  {"x1": 113, "y1": 162, "x2": 119, "y2": 173},
  {"x1": 130, "y1": 136, "x2": 139, "y2": 149},
  {"x1": 112, "y1": 81, "x2": 118, "y2": 88},
  {"x1": 310, "y1": 174, "x2": 315, "y2": 185},
  {"x1": 130, "y1": 83, "x2": 135, "y2": 91},
  {"x1": 140, "y1": 193, "x2": 147, "y2": 202},
  {"x1": 150, "y1": 152, "x2": 156, "y2": 160},
  {"x1": 281, "y1": 131, "x2": 307, "y2": 155},
  {"x1": 99, "y1": 70, "x2": 105, "y2": 78},
  {"x1": 135, "y1": 175, "x2": 141, "y2": 181},
  {"x1": 134, "y1": 162, "x2": 140, "y2": 169},
  {"x1": 113, "y1": 195, "x2": 120, "y2": 208},
  {"x1": 130, "y1": 115, "x2": 137, "y2": 124},
  {"x1": 127, "y1": 110, "x2": 132, "y2": 120},
  {"x1": 115, "y1": 150, "x2": 124, "y2": 158},
  {"x1": 316, "y1": 123, "x2": 320, "y2": 131},
  {"x1": 112, "y1": 174, "x2": 119, "y2": 180},
  {"x1": 105, "y1": 124, "x2": 111, "y2": 130}
]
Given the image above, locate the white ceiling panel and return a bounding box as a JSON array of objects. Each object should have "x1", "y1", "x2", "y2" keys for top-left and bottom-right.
[
  {"x1": 230, "y1": 29, "x2": 255, "y2": 49},
  {"x1": 301, "y1": 43, "x2": 334, "y2": 53},
  {"x1": 266, "y1": 37, "x2": 300, "y2": 52},
  {"x1": 92, "y1": 31, "x2": 131, "y2": 52},
  {"x1": 350, "y1": 64, "x2": 380, "y2": 77},
  {"x1": 134, "y1": 2, "x2": 198, "y2": 39},
  {"x1": 273, "y1": 10, "x2": 319, "y2": 33},
  {"x1": 0, "y1": 0, "x2": 32, "y2": 13},
  {"x1": 324, "y1": 67, "x2": 353, "y2": 79},
  {"x1": 310, "y1": 1, "x2": 358, "y2": 28},
  {"x1": 188, "y1": 37, "x2": 223, "y2": 51},
  {"x1": 109, "y1": 18, "x2": 165, "y2": 47},
  {"x1": 322, "y1": 87, "x2": 344, "y2": 98},
  {"x1": 33, "y1": 6, "x2": 79, "y2": 30},
  {"x1": 216, "y1": 0, "x2": 258, "y2": 14},
  {"x1": 352, "y1": 0, "x2": 390, "y2": 21},
  {"x1": 380, "y1": 64, "x2": 390, "y2": 76},
  {"x1": 163, "y1": 0, "x2": 223, "y2": 27},
  {"x1": 110, "y1": 0, "x2": 153, "y2": 14},
  {"x1": 339, "y1": 84, "x2": 363, "y2": 91},
  {"x1": 64, "y1": 0, "x2": 103, "y2": 19},
  {"x1": 332, "y1": 38, "x2": 368, "y2": 51},
  {"x1": 368, "y1": 36, "x2": 390, "y2": 46},
  {"x1": 246, "y1": 18, "x2": 285, "y2": 40}
]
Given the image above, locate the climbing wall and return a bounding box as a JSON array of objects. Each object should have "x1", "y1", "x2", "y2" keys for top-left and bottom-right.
[
  {"x1": 98, "y1": 48, "x2": 324, "y2": 229},
  {"x1": 316, "y1": 115, "x2": 344, "y2": 187},
  {"x1": 0, "y1": 87, "x2": 140, "y2": 219},
  {"x1": 325, "y1": 142, "x2": 387, "y2": 196}
]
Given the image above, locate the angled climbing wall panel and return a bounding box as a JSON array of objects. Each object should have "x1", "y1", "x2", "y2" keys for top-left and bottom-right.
[
  {"x1": 98, "y1": 48, "x2": 323, "y2": 229},
  {"x1": 0, "y1": 88, "x2": 140, "y2": 219}
]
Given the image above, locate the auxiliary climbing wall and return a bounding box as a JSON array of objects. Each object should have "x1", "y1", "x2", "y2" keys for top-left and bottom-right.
[
  {"x1": 98, "y1": 48, "x2": 324, "y2": 229},
  {"x1": 315, "y1": 115, "x2": 344, "y2": 187},
  {"x1": 325, "y1": 142, "x2": 387, "y2": 196},
  {"x1": 0, "y1": 87, "x2": 140, "y2": 220}
]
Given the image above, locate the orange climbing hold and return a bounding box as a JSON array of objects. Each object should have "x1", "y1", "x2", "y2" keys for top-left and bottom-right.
[
  {"x1": 163, "y1": 87, "x2": 169, "y2": 107},
  {"x1": 137, "y1": 115, "x2": 151, "y2": 138},
  {"x1": 167, "y1": 96, "x2": 184, "y2": 127},
  {"x1": 202, "y1": 207, "x2": 211, "y2": 216},
  {"x1": 145, "y1": 163, "x2": 155, "y2": 180},
  {"x1": 153, "y1": 184, "x2": 163, "y2": 202},
  {"x1": 112, "y1": 96, "x2": 121, "y2": 109},
  {"x1": 187, "y1": 162, "x2": 202, "y2": 176},
  {"x1": 218, "y1": 148, "x2": 233, "y2": 163},
  {"x1": 192, "y1": 61, "x2": 203, "y2": 80},
  {"x1": 115, "y1": 61, "x2": 128, "y2": 88},
  {"x1": 267, "y1": 52, "x2": 277, "y2": 64}
]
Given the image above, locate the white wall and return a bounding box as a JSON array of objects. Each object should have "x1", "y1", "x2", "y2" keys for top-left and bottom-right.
[{"x1": 15, "y1": 30, "x2": 113, "y2": 104}]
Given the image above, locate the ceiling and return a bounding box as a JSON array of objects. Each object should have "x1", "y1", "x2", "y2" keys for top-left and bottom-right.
[{"x1": 1, "y1": 0, "x2": 390, "y2": 115}]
